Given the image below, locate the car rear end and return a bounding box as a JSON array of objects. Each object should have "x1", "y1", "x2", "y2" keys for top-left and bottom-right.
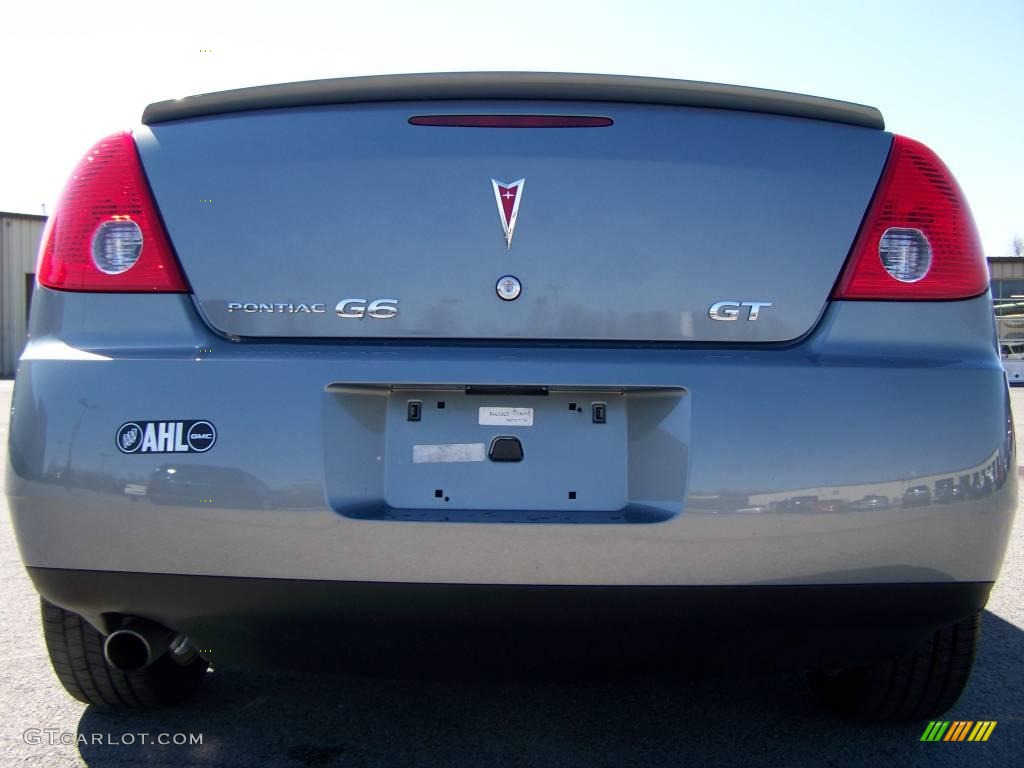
[{"x1": 6, "y1": 73, "x2": 1015, "y2": 719}]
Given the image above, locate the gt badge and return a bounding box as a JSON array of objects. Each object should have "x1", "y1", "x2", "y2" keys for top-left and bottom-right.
[
  {"x1": 708, "y1": 301, "x2": 773, "y2": 321},
  {"x1": 116, "y1": 421, "x2": 217, "y2": 454},
  {"x1": 491, "y1": 178, "x2": 525, "y2": 250}
]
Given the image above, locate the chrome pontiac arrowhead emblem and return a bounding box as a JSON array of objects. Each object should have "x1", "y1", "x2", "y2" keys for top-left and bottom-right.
[{"x1": 491, "y1": 178, "x2": 525, "y2": 250}]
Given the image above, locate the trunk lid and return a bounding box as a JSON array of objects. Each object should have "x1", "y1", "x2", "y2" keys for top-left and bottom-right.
[{"x1": 136, "y1": 93, "x2": 890, "y2": 342}]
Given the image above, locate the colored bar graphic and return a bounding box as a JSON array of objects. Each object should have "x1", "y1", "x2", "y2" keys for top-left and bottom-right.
[
  {"x1": 968, "y1": 722, "x2": 997, "y2": 742},
  {"x1": 921, "y1": 721, "x2": 950, "y2": 741},
  {"x1": 944, "y1": 721, "x2": 973, "y2": 741},
  {"x1": 920, "y1": 720, "x2": 996, "y2": 742}
]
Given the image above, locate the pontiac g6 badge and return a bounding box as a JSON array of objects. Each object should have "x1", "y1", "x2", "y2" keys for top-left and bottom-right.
[
  {"x1": 491, "y1": 178, "x2": 525, "y2": 250},
  {"x1": 226, "y1": 299, "x2": 398, "y2": 318}
]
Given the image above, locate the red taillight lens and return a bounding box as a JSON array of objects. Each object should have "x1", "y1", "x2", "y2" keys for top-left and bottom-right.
[
  {"x1": 831, "y1": 135, "x2": 986, "y2": 300},
  {"x1": 37, "y1": 132, "x2": 189, "y2": 293}
]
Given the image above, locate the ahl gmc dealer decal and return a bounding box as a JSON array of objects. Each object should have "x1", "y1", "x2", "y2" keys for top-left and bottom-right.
[{"x1": 116, "y1": 421, "x2": 217, "y2": 454}]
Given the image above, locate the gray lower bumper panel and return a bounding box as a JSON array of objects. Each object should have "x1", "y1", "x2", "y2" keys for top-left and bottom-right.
[{"x1": 29, "y1": 568, "x2": 992, "y2": 673}]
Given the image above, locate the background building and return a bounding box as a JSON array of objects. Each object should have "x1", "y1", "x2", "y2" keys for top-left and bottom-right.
[
  {"x1": 989, "y1": 256, "x2": 1024, "y2": 346},
  {"x1": 0, "y1": 212, "x2": 45, "y2": 377}
]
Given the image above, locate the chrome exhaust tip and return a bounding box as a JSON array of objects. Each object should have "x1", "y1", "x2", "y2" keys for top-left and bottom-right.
[{"x1": 103, "y1": 619, "x2": 175, "y2": 671}]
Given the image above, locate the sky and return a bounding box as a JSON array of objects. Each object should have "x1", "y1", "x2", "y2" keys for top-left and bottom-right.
[{"x1": 0, "y1": 0, "x2": 1020, "y2": 255}]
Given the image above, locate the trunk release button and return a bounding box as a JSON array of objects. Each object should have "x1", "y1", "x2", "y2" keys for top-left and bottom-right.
[{"x1": 488, "y1": 436, "x2": 524, "y2": 462}]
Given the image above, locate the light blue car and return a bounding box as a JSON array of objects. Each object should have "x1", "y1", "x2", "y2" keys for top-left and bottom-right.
[{"x1": 6, "y1": 73, "x2": 1014, "y2": 721}]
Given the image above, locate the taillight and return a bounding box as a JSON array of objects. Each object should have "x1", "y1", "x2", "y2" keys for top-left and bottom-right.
[
  {"x1": 37, "y1": 132, "x2": 189, "y2": 292},
  {"x1": 831, "y1": 135, "x2": 986, "y2": 300}
]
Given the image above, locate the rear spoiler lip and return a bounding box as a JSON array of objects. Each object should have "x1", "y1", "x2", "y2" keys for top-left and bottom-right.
[{"x1": 141, "y1": 71, "x2": 884, "y2": 130}]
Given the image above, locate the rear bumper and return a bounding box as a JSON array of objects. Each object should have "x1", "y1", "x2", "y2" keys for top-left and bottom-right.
[
  {"x1": 28, "y1": 567, "x2": 994, "y2": 671},
  {"x1": 6, "y1": 290, "x2": 1017, "y2": 588}
]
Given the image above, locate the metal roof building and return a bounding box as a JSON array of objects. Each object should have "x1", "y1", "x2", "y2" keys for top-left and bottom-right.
[
  {"x1": 0, "y1": 212, "x2": 45, "y2": 377},
  {"x1": 989, "y1": 256, "x2": 1024, "y2": 344}
]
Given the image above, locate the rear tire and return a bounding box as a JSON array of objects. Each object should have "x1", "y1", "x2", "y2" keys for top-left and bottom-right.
[
  {"x1": 808, "y1": 612, "x2": 980, "y2": 722},
  {"x1": 41, "y1": 598, "x2": 208, "y2": 709}
]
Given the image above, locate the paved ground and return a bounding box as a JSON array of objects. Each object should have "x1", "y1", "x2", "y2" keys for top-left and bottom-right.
[{"x1": 0, "y1": 377, "x2": 1021, "y2": 767}]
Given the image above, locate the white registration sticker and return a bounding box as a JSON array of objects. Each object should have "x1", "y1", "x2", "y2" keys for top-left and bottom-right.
[
  {"x1": 412, "y1": 443, "x2": 486, "y2": 464},
  {"x1": 478, "y1": 406, "x2": 534, "y2": 427}
]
